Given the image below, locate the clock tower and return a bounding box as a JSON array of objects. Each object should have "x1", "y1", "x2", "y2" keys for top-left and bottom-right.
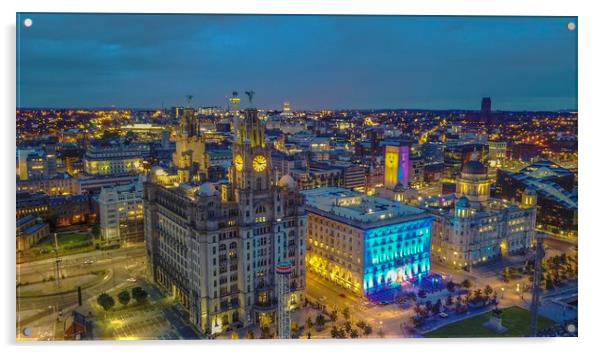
[{"x1": 231, "y1": 100, "x2": 271, "y2": 193}]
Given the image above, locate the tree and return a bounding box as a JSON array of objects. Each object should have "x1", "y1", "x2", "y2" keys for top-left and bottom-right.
[
  {"x1": 344, "y1": 321, "x2": 352, "y2": 333},
  {"x1": 132, "y1": 286, "x2": 148, "y2": 303},
  {"x1": 461, "y1": 279, "x2": 472, "y2": 289},
  {"x1": 418, "y1": 289, "x2": 427, "y2": 298},
  {"x1": 307, "y1": 331, "x2": 311, "y2": 339},
  {"x1": 97, "y1": 293, "x2": 115, "y2": 311},
  {"x1": 363, "y1": 325, "x2": 373, "y2": 336},
  {"x1": 445, "y1": 295, "x2": 453, "y2": 306},
  {"x1": 484, "y1": 285, "x2": 494, "y2": 298},
  {"x1": 413, "y1": 303, "x2": 422, "y2": 316},
  {"x1": 432, "y1": 299, "x2": 442, "y2": 315},
  {"x1": 230, "y1": 332, "x2": 239, "y2": 339},
  {"x1": 330, "y1": 310, "x2": 338, "y2": 322},
  {"x1": 316, "y1": 314, "x2": 326, "y2": 328},
  {"x1": 350, "y1": 329, "x2": 359, "y2": 338},
  {"x1": 245, "y1": 329, "x2": 254, "y2": 339},
  {"x1": 118, "y1": 290, "x2": 130, "y2": 306},
  {"x1": 342, "y1": 306, "x2": 351, "y2": 321},
  {"x1": 331, "y1": 326, "x2": 340, "y2": 338},
  {"x1": 305, "y1": 317, "x2": 313, "y2": 330},
  {"x1": 446, "y1": 281, "x2": 456, "y2": 293},
  {"x1": 356, "y1": 320, "x2": 366, "y2": 329},
  {"x1": 291, "y1": 321, "x2": 299, "y2": 333}
]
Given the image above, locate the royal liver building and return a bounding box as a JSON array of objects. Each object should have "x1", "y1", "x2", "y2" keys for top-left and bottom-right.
[{"x1": 144, "y1": 98, "x2": 307, "y2": 335}]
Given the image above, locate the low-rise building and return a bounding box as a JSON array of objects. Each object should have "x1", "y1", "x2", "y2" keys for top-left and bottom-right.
[{"x1": 16, "y1": 214, "x2": 49, "y2": 252}]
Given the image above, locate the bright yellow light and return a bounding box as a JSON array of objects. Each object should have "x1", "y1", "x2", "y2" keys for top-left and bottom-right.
[{"x1": 252, "y1": 154, "x2": 267, "y2": 172}]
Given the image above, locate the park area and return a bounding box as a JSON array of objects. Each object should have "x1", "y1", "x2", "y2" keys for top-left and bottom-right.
[
  {"x1": 32, "y1": 231, "x2": 93, "y2": 254},
  {"x1": 424, "y1": 306, "x2": 555, "y2": 338}
]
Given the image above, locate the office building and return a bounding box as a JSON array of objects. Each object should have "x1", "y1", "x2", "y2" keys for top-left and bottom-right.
[
  {"x1": 97, "y1": 176, "x2": 144, "y2": 244},
  {"x1": 84, "y1": 142, "x2": 149, "y2": 175},
  {"x1": 427, "y1": 159, "x2": 536, "y2": 268},
  {"x1": 144, "y1": 106, "x2": 307, "y2": 334},
  {"x1": 303, "y1": 187, "x2": 433, "y2": 296},
  {"x1": 495, "y1": 160, "x2": 577, "y2": 237}
]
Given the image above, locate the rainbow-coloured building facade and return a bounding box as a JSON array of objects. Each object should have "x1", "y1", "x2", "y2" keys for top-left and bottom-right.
[{"x1": 302, "y1": 187, "x2": 433, "y2": 296}]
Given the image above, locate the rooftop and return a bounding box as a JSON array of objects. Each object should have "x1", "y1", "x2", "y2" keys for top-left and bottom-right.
[{"x1": 302, "y1": 187, "x2": 429, "y2": 229}]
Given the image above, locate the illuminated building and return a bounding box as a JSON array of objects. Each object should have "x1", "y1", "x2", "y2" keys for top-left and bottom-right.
[
  {"x1": 495, "y1": 160, "x2": 577, "y2": 238},
  {"x1": 303, "y1": 187, "x2": 433, "y2": 296},
  {"x1": 78, "y1": 173, "x2": 141, "y2": 194},
  {"x1": 84, "y1": 142, "x2": 148, "y2": 176},
  {"x1": 17, "y1": 173, "x2": 78, "y2": 196},
  {"x1": 144, "y1": 103, "x2": 306, "y2": 334},
  {"x1": 487, "y1": 141, "x2": 507, "y2": 167},
  {"x1": 96, "y1": 176, "x2": 144, "y2": 244},
  {"x1": 384, "y1": 142, "x2": 410, "y2": 190},
  {"x1": 281, "y1": 101, "x2": 293, "y2": 118},
  {"x1": 16, "y1": 214, "x2": 49, "y2": 252},
  {"x1": 172, "y1": 107, "x2": 208, "y2": 183},
  {"x1": 17, "y1": 142, "x2": 57, "y2": 180},
  {"x1": 426, "y1": 159, "x2": 536, "y2": 268}
]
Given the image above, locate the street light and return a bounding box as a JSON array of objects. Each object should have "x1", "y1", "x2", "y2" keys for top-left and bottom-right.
[{"x1": 500, "y1": 287, "x2": 505, "y2": 299}]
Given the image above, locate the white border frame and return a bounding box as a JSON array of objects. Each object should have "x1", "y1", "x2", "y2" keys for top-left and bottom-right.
[{"x1": 2, "y1": 1, "x2": 599, "y2": 354}]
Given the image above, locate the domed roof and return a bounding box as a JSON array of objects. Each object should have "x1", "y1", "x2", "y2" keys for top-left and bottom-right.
[
  {"x1": 198, "y1": 182, "x2": 218, "y2": 196},
  {"x1": 278, "y1": 174, "x2": 297, "y2": 190},
  {"x1": 456, "y1": 196, "x2": 470, "y2": 208},
  {"x1": 462, "y1": 160, "x2": 487, "y2": 175},
  {"x1": 151, "y1": 166, "x2": 166, "y2": 176}
]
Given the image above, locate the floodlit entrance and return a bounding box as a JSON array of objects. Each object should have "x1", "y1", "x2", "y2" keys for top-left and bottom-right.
[{"x1": 500, "y1": 240, "x2": 508, "y2": 256}]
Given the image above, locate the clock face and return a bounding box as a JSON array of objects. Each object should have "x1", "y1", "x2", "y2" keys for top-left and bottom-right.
[
  {"x1": 252, "y1": 154, "x2": 267, "y2": 172},
  {"x1": 234, "y1": 154, "x2": 243, "y2": 172}
]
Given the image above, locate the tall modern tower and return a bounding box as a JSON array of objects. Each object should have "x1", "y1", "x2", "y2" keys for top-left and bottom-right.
[{"x1": 480, "y1": 97, "x2": 492, "y2": 122}]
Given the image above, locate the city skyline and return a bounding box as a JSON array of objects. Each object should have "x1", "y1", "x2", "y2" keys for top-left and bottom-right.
[{"x1": 17, "y1": 14, "x2": 577, "y2": 111}]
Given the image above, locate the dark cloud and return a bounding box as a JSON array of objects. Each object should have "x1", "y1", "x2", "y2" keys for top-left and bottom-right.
[{"x1": 16, "y1": 14, "x2": 577, "y2": 110}]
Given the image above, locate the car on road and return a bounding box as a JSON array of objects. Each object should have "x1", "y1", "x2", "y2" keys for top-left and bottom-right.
[
  {"x1": 83, "y1": 259, "x2": 95, "y2": 265},
  {"x1": 379, "y1": 300, "x2": 391, "y2": 306},
  {"x1": 338, "y1": 293, "x2": 346, "y2": 298},
  {"x1": 318, "y1": 296, "x2": 327, "y2": 302},
  {"x1": 126, "y1": 278, "x2": 137, "y2": 282},
  {"x1": 439, "y1": 312, "x2": 448, "y2": 318}
]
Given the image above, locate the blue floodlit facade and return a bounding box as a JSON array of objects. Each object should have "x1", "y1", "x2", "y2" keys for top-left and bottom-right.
[{"x1": 363, "y1": 216, "x2": 433, "y2": 295}]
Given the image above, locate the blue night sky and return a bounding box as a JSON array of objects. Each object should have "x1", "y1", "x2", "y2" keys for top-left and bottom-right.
[{"x1": 16, "y1": 14, "x2": 577, "y2": 111}]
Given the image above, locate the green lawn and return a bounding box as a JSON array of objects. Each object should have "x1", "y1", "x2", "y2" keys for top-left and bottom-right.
[
  {"x1": 34, "y1": 232, "x2": 92, "y2": 251},
  {"x1": 424, "y1": 306, "x2": 555, "y2": 338}
]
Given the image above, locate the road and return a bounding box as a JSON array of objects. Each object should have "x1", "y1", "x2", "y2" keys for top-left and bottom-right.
[
  {"x1": 17, "y1": 244, "x2": 147, "y2": 340},
  {"x1": 305, "y1": 271, "x2": 414, "y2": 337}
]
